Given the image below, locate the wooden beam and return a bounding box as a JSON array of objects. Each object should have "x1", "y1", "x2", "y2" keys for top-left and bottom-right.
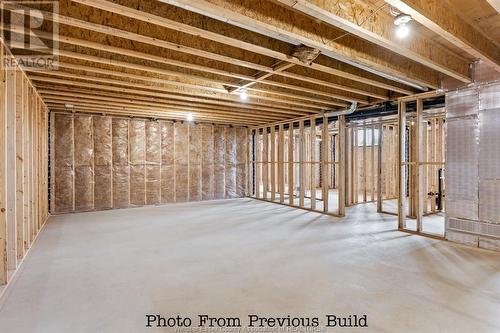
[
  {"x1": 167, "y1": 0, "x2": 441, "y2": 88},
  {"x1": 28, "y1": 74, "x2": 312, "y2": 116},
  {"x1": 486, "y1": 0, "x2": 500, "y2": 13},
  {"x1": 338, "y1": 115, "x2": 346, "y2": 216},
  {"x1": 385, "y1": 0, "x2": 500, "y2": 73},
  {"x1": 288, "y1": 124, "x2": 294, "y2": 206},
  {"x1": 322, "y1": 116, "x2": 329, "y2": 212},
  {"x1": 15, "y1": 69, "x2": 25, "y2": 260},
  {"x1": 275, "y1": 0, "x2": 471, "y2": 82},
  {"x1": 299, "y1": 120, "x2": 305, "y2": 206},
  {"x1": 49, "y1": 107, "x2": 255, "y2": 126},
  {"x1": 309, "y1": 116, "x2": 316, "y2": 210},
  {"x1": 270, "y1": 125, "x2": 276, "y2": 201},
  {"x1": 4, "y1": 24, "x2": 389, "y2": 101},
  {"x1": 42, "y1": 97, "x2": 276, "y2": 123},
  {"x1": 397, "y1": 101, "x2": 407, "y2": 229},
  {"x1": 45, "y1": 99, "x2": 264, "y2": 124},
  {"x1": 69, "y1": 0, "x2": 413, "y2": 94},
  {"x1": 415, "y1": 98, "x2": 423, "y2": 231},
  {"x1": 278, "y1": 124, "x2": 285, "y2": 203},
  {"x1": 38, "y1": 89, "x2": 286, "y2": 121},
  {"x1": 50, "y1": 59, "x2": 348, "y2": 108},
  {"x1": 0, "y1": 45, "x2": 7, "y2": 285},
  {"x1": 6, "y1": 67, "x2": 17, "y2": 271}
]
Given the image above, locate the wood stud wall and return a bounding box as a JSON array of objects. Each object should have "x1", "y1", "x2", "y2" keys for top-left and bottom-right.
[
  {"x1": 397, "y1": 94, "x2": 446, "y2": 235},
  {"x1": 250, "y1": 116, "x2": 345, "y2": 216},
  {"x1": 0, "y1": 42, "x2": 49, "y2": 286},
  {"x1": 250, "y1": 110, "x2": 445, "y2": 222},
  {"x1": 51, "y1": 113, "x2": 248, "y2": 214}
]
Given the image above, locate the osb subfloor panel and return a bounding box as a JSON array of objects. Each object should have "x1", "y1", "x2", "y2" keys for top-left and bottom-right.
[{"x1": 0, "y1": 199, "x2": 499, "y2": 333}]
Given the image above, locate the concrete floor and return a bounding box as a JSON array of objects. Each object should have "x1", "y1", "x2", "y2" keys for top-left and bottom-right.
[{"x1": 0, "y1": 199, "x2": 499, "y2": 333}]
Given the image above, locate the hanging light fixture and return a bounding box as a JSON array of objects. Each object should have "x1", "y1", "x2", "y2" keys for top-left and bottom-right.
[
  {"x1": 394, "y1": 13, "x2": 412, "y2": 39},
  {"x1": 239, "y1": 89, "x2": 248, "y2": 101}
]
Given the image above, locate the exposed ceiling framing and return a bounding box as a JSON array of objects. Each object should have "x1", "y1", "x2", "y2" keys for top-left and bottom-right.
[{"x1": 1, "y1": 0, "x2": 498, "y2": 125}]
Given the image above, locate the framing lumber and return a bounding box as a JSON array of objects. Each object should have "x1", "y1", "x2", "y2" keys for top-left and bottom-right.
[
  {"x1": 397, "y1": 101, "x2": 406, "y2": 229},
  {"x1": 29, "y1": 75, "x2": 311, "y2": 116},
  {"x1": 338, "y1": 115, "x2": 346, "y2": 217},
  {"x1": 4, "y1": 24, "x2": 386, "y2": 103},
  {"x1": 275, "y1": 0, "x2": 471, "y2": 82},
  {"x1": 69, "y1": 0, "x2": 414, "y2": 95},
  {"x1": 39, "y1": 90, "x2": 285, "y2": 121},
  {"x1": 165, "y1": 0, "x2": 441, "y2": 88},
  {"x1": 0, "y1": 41, "x2": 49, "y2": 287},
  {"x1": 385, "y1": 0, "x2": 500, "y2": 73}
]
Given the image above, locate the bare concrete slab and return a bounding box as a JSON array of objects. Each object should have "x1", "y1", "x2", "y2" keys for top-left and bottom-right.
[{"x1": 0, "y1": 198, "x2": 499, "y2": 332}]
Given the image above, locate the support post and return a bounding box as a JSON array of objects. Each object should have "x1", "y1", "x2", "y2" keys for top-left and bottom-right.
[
  {"x1": 322, "y1": 115, "x2": 329, "y2": 212},
  {"x1": 309, "y1": 117, "x2": 316, "y2": 210},
  {"x1": 398, "y1": 101, "x2": 407, "y2": 229},
  {"x1": 415, "y1": 98, "x2": 424, "y2": 231},
  {"x1": 377, "y1": 123, "x2": 383, "y2": 213},
  {"x1": 338, "y1": 115, "x2": 346, "y2": 217}
]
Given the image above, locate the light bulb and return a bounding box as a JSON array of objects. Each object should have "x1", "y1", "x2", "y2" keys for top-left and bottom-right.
[
  {"x1": 186, "y1": 113, "x2": 194, "y2": 122},
  {"x1": 396, "y1": 24, "x2": 410, "y2": 39},
  {"x1": 239, "y1": 90, "x2": 248, "y2": 101}
]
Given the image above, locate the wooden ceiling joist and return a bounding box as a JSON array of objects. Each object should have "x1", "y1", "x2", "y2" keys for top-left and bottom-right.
[
  {"x1": 274, "y1": 0, "x2": 471, "y2": 82},
  {"x1": 48, "y1": 106, "x2": 261, "y2": 126},
  {"x1": 385, "y1": 0, "x2": 500, "y2": 73},
  {"x1": 39, "y1": 90, "x2": 289, "y2": 121},
  {"x1": 160, "y1": 0, "x2": 441, "y2": 89},
  {"x1": 27, "y1": 70, "x2": 323, "y2": 113},
  {"x1": 5, "y1": 25, "x2": 371, "y2": 105},
  {"x1": 70, "y1": 0, "x2": 415, "y2": 94},
  {"x1": 44, "y1": 99, "x2": 274, "y2": 124},
  {"x1": 3, "y1": 0, "x2": 496, "y2": 125},
  {"x1": 29, "y1": 75, "x2": 312, "y2": 116}
]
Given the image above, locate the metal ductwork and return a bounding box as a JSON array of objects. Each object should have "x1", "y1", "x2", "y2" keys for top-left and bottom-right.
[{"x1": 324, "y1": 102, "x2": 358, "y2": 117}]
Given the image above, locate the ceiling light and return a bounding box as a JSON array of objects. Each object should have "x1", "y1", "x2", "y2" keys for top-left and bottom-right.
[
  {"x1": 186, "y1": 113, "x2": 194, "y2": 122},
  {"x1": 394, "y1": 13, "x2": 411, "y2": 26},
  {"x1": 239, "y1": 89, "x2": 248, "y2": 101},
  {"x1": 394, "y1": 13, "x2": 411, "y2": 39},
  {"x1": 396, "y1": 24, "x2": 410, "y2": 38},
  {"x1": 64, "y1": 103, "x2": 74, "y2": 109}
]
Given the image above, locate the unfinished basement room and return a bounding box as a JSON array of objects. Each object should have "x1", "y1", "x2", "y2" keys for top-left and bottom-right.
[{"x1": 0, "y1": 0, "x2": 499, "y2": 332}]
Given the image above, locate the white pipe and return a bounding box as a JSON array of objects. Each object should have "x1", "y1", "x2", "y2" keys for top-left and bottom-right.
[{"x1": 324, "y1": 102, "x2": 358, "y2": 117}]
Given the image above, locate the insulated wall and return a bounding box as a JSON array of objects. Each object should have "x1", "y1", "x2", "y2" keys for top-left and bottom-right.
[
  {"x1": 51, "y1": 113, "x2": 248, "y2": 214},
  {"x1": 446, "y1": 81, "x2": 500, "y2": 250}
]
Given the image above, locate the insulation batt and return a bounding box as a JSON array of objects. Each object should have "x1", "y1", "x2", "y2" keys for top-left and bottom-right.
[{"x1": 51, "y1": 113, "x2": 248, "y2": 213}]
